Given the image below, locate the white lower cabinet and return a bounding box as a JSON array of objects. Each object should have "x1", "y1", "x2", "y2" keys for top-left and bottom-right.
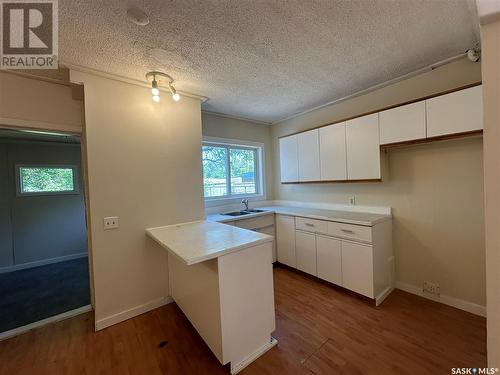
[
  {"x1": 227, "y1": 214, "x2": 277, "y2": 262},
  {"x1": 255, "y1": 225, "x2": 277, "y2": 262},
  {"x1": 295, "y1": 230, "x2": 317, "y2": 275},
  {"x1": 341, "y1": 241, "x2": 374, "y2": 298},
  {"x1": 316, "y1": 235, "x2": 342, "y2": 286},
  {"x1": 276, "y1": 214, "x2": 393, "y2": 304},
  {"x1": 276, "y1": 215, "x2": 296, "y2": 267}
]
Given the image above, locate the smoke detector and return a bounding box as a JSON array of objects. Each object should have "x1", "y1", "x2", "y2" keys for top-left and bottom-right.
[{"x1": 127, "y1": 7, "x2": 149, "y2": 26}]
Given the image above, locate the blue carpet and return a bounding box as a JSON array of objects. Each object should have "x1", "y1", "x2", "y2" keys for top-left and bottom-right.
[{"x1": 0, "y1": 257, "x2": 90, "y2": 333}]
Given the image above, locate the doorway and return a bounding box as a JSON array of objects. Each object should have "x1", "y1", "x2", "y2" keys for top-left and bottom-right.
[{"x1": 0, "y1": 129, "x2": 91, "y2": 337}]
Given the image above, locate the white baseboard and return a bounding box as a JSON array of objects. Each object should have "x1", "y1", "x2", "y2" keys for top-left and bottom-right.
[
  {"x1": 95, "y1": 296, "x2": 174, "y2": 331},
  {"x1": 395, "y1": 282, "x2": 486, "y2": 317},
  {"x1": 0, "y1": 304, "x2": 92, "y2": 341},
  {"x1": 375, "y1": 286, "x2": 394, "y2": 306},
  {"x1": 0, "y1": 253, "x2": 88, "y2": 274},
  {"x1": 230, "y1": 336, "x2": 278, "y2": 375}
]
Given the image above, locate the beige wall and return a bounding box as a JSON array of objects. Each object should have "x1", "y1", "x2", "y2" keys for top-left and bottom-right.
[
  {"x1": 0, "y1": 71, "x2": 82, "y2": 133},
  {"x1": 481, "y1": 18, "x2": 500, "y2": 367},
  {"x1": 202, "y1": 113, "x2": 274, "y2": 201},
  {"x1": 71, "y1": 71, "x2": 205, "y2": 328},
  {"x1": 271, "y1": 58, "x2": 486, "y2": 306}
]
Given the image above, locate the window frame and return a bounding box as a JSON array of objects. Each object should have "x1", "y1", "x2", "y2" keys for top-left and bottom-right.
[
  {"x1": 16, "y1": 164, "x2": 80, "y2": 197},
  {"x1": 202, "y1": 136, "x2": 265, "y2": 205}
]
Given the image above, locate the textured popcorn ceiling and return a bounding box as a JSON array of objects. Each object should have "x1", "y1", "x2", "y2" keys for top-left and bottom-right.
[{"x1": 59, "y1": 0, "x2": 479, "y2": 123}]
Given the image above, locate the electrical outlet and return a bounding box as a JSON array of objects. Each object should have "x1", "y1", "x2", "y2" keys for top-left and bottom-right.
[
  {"x1": 104, "y1": 216, "x2": 119, "y2": 230},
  {"x1": 348, "y1": 196, "x2": 356, "y2": 205},
  {"x1": 423, "y1": 281, "x2": 440, "y2": 296}
]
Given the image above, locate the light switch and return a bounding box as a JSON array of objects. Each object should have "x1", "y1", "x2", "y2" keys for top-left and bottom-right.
[{"x1": 104, "y1": 216, "x2": 119, "y2": 230}]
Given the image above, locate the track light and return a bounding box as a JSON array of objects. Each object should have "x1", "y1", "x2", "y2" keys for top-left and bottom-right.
[
  {"x1": 169, "y1": 82, "x2": 181, "y2": 102},
  {"x1": 145, "y1": 71, "x2": 181, "y2": 103},
  {"x1": 151, "y1": 79, "x2": 160, "y2": 96}
]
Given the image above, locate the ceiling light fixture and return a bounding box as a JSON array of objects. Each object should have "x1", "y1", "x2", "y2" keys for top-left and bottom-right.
[
  {"x1": 145, "y1": 71, "x2": 181, "y2": 103},
  {"x1": 169, "y1": 82, "x2": 181, "y2": 102}
]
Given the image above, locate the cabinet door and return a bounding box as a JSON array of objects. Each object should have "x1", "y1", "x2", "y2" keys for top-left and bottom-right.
[
  {"x1": 346, "y1": 113, "x2": 380, "y2": 180},
  {"x1": 379, "y1": 101, "x2": 426, "y2": 145},
  {"x1": 298, "y1": 129, "x2": 320, "y2": 181},
  {"x1": 255, "y1": 225, "x2": 276, "y2": 262},
  {"x1": 279, "y1": 135, "x2": 299, "y2": 182},
  {"x1": 341, "y1": 241, "x2": 373, "y2": 298},
  {"x1": 319, "y1": 123, "x2": 347, "y2": 180},
  {"x1": 276, "y1": 215, "x2": 296, "y2": 267},
  {"x1": 295, "y1": 230, "x2": 317, "y2": 276},
  {"x1": 316, "y1": 235, "x2": 342, "y2": 285},
  {"x1": 426, "y1": 85, "x2": 483, "y2": 138}
]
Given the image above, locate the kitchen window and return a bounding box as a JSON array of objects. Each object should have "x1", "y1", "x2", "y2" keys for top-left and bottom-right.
[
  {"x1": 202, "y1": 137, "x2": 264, "y2": 202},
  {"x1": 16, "y1": 165, "x2": 79, "y2": 196}
]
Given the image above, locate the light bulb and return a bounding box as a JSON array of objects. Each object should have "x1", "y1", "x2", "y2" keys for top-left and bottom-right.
[
  {"x1": 151, "y1": 79, "x2": 160, "y2": 96},
  {"x1": 172, "y1": 93, "x2": 181, "y2": 102},
  {"x1": 152, "y1": 94, "x2": 160, "y2": 103}
]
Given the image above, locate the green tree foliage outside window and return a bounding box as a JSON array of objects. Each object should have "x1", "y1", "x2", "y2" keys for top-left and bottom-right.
[
  {"x1": 202, "y1": 144, "x2": 257, "y2": 198},
  {"x1": 20, "y1": 167, "x2": 75, "y2": 193}
]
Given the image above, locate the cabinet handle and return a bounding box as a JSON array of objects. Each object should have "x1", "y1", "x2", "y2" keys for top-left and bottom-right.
[
  {"x1": 341, "y1": 229, "x2": 354, "y2": 234},
  {"x1": 305, "y1": 223, "x2": 315, "y2": 227}
]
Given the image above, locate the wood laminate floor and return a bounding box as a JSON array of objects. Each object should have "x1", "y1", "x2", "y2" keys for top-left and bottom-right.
[{"x1": 0, "y1": 266, "x2": 486, "y2": 375}]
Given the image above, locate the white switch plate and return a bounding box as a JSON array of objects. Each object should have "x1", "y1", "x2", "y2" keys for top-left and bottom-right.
[{"x1": 104, "y1": 216, "x2": 119, "y2": 230}]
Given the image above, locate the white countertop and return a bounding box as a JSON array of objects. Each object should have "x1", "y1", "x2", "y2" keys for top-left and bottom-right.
[
  {"x1": 146, "y1": 220, "x2": 273, "y2": 265},
  {"x1": 207, "y1": 205, "x2": 391, "y2": 226}
]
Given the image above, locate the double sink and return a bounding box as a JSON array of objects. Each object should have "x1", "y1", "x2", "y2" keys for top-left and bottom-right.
[{"x1": 224, "y1": 209, "x2": 267, "y2": 217}]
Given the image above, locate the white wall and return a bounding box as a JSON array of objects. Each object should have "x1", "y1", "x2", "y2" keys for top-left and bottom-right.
[
  {"x1": 71, "y1": 71, "x2": 205, "y2": 329},
  {"x1": 201, "y1": 113, "x2": 274, "y2": 202},
  {"x1": 271, "y1": 58, "x2": 486, "y2": 308},
  {"x1": 0, "y1": 71, "x2": 83, "y2": 133},
  {"x1": 480, "y1": 16, "x2": 500, "y2": 367}
]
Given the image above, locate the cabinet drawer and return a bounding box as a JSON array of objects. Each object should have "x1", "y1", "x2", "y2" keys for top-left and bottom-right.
[
  {"x1": 327, "y1": 222, "x2": 372, "y2": 243},
  {"x1": 295, "y1": 217, "x2": 328, "y2": 234},
  {"x1": 235, "y1": 214, "x2": 274, "y2": 230}
]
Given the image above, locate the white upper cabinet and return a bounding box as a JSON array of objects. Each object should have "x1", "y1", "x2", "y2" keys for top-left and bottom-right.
[
  {"x1": 379, "y1": 101, "x2": 426, "y2": 145},
  {"x1": 426, "y1": 85, "x2": 483, "y2": 138},
  {"x1": 298, "y1": 129, "x2": 320, "y2": 181},
  {"x1": 346, "y1": 113, "x2": 380, "y2": 180},
  {"x1": 319, "y1": 123, "x2": 347, "y2": 181},
  {"x1": 279, "y1": 135, "x2": 299, "y2": 182},
  {"x1": 279, "y1": 85, "x2": 482, "y2": 184}
]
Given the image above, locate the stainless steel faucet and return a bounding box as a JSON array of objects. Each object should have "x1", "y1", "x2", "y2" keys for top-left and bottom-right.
[{"x1": 242, "y1": 198, "x2": 249, "y2": 211}]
